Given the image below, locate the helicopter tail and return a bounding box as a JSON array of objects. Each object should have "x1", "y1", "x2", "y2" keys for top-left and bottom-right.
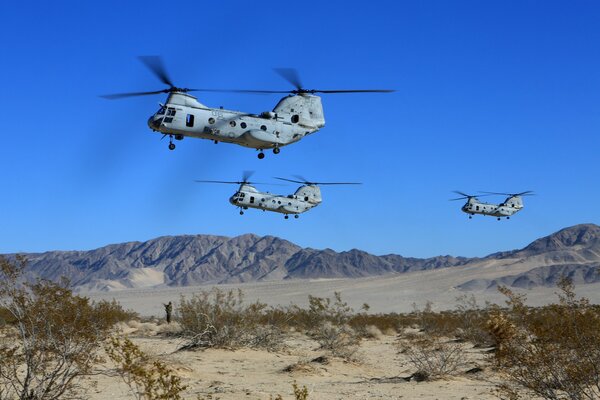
[
  {"x1": 294, "y1": 185, "x2": 322, "y2": 204},
  {"x1": 273, "y1": 95, "x2": 325, "y2": 129},
  {"x1": 502, "y1": 195, "x2": 524, "y2": 209}
]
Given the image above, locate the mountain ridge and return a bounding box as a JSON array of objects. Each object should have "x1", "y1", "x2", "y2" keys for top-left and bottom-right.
[{"x1": 4, "y1": 223, "x2": 599, "y2": 292}]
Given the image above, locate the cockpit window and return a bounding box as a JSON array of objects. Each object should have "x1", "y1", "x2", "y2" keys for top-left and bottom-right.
[
  {"x1": 156, "y1": 107, "x2": 166, "y2": 115},
  {"x1": 167, "y1": 108, "x2": 176, "y2": 116}
]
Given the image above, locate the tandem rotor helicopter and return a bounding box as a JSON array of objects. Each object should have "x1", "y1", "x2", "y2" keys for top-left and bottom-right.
[
  {"x1": 195, "y1": 172, "x2": 361, "y2": 219},
  {"x1": 451, "y1": 191, "x2": 534, "y2": 220},
  {"x1": 102, "y1": 56, "x2": 394, "y2": 159}
]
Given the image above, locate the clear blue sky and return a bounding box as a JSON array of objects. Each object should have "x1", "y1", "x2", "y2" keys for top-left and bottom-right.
[{"x1": 1, "y1": 0, "x2": 599, "y2": 258}]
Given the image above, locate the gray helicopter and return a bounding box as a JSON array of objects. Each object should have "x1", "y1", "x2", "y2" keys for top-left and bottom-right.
[
  {"x1": 195, "y1": 173, "x2": 360, "y2": 219},
  {"x1": 102, "y1": 57, "x2": 393, "y2": 159},
  {"x1": 451, "y1": 191, "x2": 534, "y2": 220}
]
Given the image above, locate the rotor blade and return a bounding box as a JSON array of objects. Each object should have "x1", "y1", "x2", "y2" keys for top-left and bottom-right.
[
  {"x1": 515, "y1": 191, "x2": 535, "y2": 196},
  {"x1": 311, "y1": 182, "x2": 362, "y2": 185},
  {"x1": 100, "y1": 89, "x2": 168, "y2": 99},
  {"x1": 453, "y1": 191, "x2": 473, "y2": 198},
  {"x1": 314, "y1": 89, "x2": 395, "y2": 93},
  {"x1": 275, "y1": 177, "x2": 360, "y2": 185},
  {"x1": 138, "y1": 56, "x2": 174, "y2": 87},
  {"x1": 185, "y1": 88, "x2": 395, "y2": 95},
  {"x1": 187, "y1": 89, "x2": 291, "y2": 94},
  {"x1": 450, "y1": 196, "x2": 469, "y2": 201},
  {"x1": 293, "y1": 174, "x2": 309, "y2": 183},
  {"x1": 274, "y1": 68, "x2": 303, "y2": 90},
  {"x1": 479, "y1": 191, "x2": 534, "y2": 197},
  {"x1": 194, "y1": 180, "x2": 241, "y2": 185},
  {"x1": 242, "y1": 170, "x2": 254, "y2": 183},
  {"x1": 274, "y1": 177, "x2": 305, "y2": 184}
]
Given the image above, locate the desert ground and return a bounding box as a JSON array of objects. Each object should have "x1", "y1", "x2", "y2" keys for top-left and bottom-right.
[
  {"x1": 76, "y1": 258, "x2": 600, "y2": 399},
  {"x1": 85, "y1": 324, "x2": 500, "y2": 400}
]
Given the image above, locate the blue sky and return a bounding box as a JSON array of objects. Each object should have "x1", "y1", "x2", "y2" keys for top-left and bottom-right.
[{"x1": 1, "y1": 1, "x2": 598, "y2": 258}]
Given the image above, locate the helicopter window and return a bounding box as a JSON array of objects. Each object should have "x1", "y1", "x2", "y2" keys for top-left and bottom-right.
[
  {"x1": 167, "y1": 108, "x2": 176, "y2": 116},
  {"x1": 260, "y1": 125, "x2": 267, "y2": 131},
  {"x1": 230, "y1": 121, "x2": 236, "y2": 127},
  {"x1": 240, "y1": 122, "x2": 247, "y2": 129},
  {"x1": 164, "y1": 117, "x2": 173, "y2": 123},
  {"x1": 291, "y1": 115, "x2": 299, "y2": 123},
  {"x1": 288, "y1": 202, "x2": 292, "y2": 206},
  {"x1": 156, "y1": 107, "x2": 166, "y2": 115},
  {"x1": 476, "y1": 206, "x2": 480, "y2": 211},
  {"x1": 304, "y1": 196, "x2": 309, "y2": 201},
  {"x1": 278, "y1": 201, "x2": 281, "y2": 204},
  {"x1": 186, "y1": 114, "x2": 194, "y2": 127},
  {"x1": 287, "y1": 195, "x2": 293, "y2": 199},
  {"x1": 250, "y1": 196, "x2": 255, "y2": 204},
  {"x1": 208, "y1": 117, "x2": 216, "y2": 124}
]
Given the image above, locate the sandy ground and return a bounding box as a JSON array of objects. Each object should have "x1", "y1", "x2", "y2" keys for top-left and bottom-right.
[
  {"x1": 84, "y1": 329, "x2": 501, "y2": 400},
  {"x1": 84, "y1": 258, "x2": 600, "y2": 317}
]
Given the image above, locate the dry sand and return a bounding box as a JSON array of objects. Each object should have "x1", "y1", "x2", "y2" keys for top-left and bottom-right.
[{"x1": 85, "y1": 329, "x2": 501, "y2": 400}]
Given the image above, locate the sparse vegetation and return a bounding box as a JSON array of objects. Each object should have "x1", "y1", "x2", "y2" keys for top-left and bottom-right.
[
  {"x1": 0, "y1": 256, "x2": 121, "y2": 399},
  {"x1": 176, "y1": 288, "x2": 285, "y2": 351},
  {"x1": 105, "y1": 336, "x2": 187, "y2": 400},
  {"x1": 4, "y1": 255, "x2": 600, "y2": 400},
  {"x1": 488, "y1": 277, "x2": 600, "y2": 400},
  {"x1": 399, "y1": 336, "x2": 467, "y2": 380}
]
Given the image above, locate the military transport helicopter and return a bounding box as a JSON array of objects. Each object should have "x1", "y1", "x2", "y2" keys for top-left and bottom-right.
[
  {"x1": 195, "y1": 172, "x2": 361, "y2": 219},
  {"x1": 451, "y1": 191, "x2": 534, "y2": 220},
  {"x1": 102, "y1": 57, "x2": 393, "y2": 159}
]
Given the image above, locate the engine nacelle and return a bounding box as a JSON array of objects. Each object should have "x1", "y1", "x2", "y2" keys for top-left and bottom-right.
[{"x1": 260, "y1": 111, "x2": 276, "y2": 119}]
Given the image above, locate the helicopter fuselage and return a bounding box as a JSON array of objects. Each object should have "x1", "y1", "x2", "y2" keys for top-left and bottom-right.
[
  {"x1": 461, "y1": 196, "x2": 524, "y2": 219},
  {"x1": 228, "y1": 184, "x2": 322, "y2": 216},
  {"x1": 147, "y1": 92, "x2": 324, "y2": 152}
]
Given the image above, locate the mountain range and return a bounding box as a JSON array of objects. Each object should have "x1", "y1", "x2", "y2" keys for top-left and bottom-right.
[{"x1": 5, "y1": 223, "x2": 600, "y2": 292}]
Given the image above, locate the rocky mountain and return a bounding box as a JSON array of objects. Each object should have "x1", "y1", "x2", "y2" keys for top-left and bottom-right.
[
  {"x1": 7, "y1": 233, "x2": 468, "y2": 291},
  {"x1": 458, "y1": 223, "x2": 600, "y2": 290},
  {"x1": 4, "y1": 223, "x2": 599, "y2": 292}
]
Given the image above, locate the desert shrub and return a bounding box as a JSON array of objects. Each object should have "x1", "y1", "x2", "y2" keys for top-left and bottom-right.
[
  {"x1": 453, "y1": 294, "x2": 494, "y2": 346},
  {"x1": 349, "y1": 312, "x2": 404, "y2": 335},
  {"x1": 176, "y1": 288, "x2": 284, "y2": 350},
  {"x1": 411, "y1": 301, "x2": 463, "y2": 336},
  {"x1": 105, "y1": 336, "x2": 187, "y2": 400},
  {"x1": 399, "y1": 335, "x2": 467, "y2": 380},
  {"x1": 489, "y1": 278, "x2": 600, "y2": 400},
  {"x1": 301, "y1": 292, "x2": 361, "y2": 359},
  {"x1": 269, "y1": 381, "x2": 309, "y2": 400},
  {"x1": 93, "y1": 298, "x2": 139, "y2": 326},
  {"x1": 0, "y1": 255, "x2": 117, "y2": 400}
]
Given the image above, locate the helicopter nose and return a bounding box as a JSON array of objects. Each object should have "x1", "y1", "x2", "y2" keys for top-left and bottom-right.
[{"x1": 148, "y1": 116, "x2": 162, "y2": 130}]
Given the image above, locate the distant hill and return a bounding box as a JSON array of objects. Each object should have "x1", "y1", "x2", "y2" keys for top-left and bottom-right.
[
  {"x1": 4, "y1": 223, "x2": 599, "y2": 292},
  {"x1": 458, "y1": 224, "x2": 600, "y2": 290}
]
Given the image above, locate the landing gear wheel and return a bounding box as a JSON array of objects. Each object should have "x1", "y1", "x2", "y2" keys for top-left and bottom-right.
[
  {"x1": 257, "y1": 152, "x2": 265, "y2": 159},
  {"x1": 294, "y1": 214, "x2": 299, "y2": 219},
  {"x1": 284, "y1": 215, "x2": 289, "y2": 219},
  {"x1": 497, "y1": 217, "x2": 501, "y2": 221},
  {"x1": 507, "y1": 216, "x2": 510, "y2": 220},
  {"x1": 168, "y1": 143, "x2": 176, "y2": 151},
  {"x1": 468, "y1": 215, "x2": 472, "y2": 219},
  {"x1": 239, "y1": 210, "x2": 244, "y2": 215},
  {"x1": 273, "y1": 147, "x2": 280, "y2": 154}
]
